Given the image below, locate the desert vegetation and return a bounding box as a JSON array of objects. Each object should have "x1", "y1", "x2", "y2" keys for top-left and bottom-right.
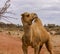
[
  {"x1": 0, "y1": 22, "x2": 23, "y2": 39},
  {"x1": 0, "y1": 22, "x2": 60, "y2": 37},
  {"x1": 44, "y1": 24, "x2": 60, "y2": 35}
]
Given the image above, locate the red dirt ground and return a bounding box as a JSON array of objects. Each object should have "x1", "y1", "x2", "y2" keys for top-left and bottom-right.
[{"x1": 0, "y1": 32, "x2": 60, "y2": 54}]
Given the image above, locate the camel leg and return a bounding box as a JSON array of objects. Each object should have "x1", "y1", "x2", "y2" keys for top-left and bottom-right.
[
  {"x1": 22, "y1": 44, "x2": 28, "y2": 54},
  {"x1": 34, "y1": 44, "x2": 41, "y2": 54},
  {"x1": 45, "y1": 40, "x2": 54, "y2": 54},
  {"x1": 38, "y1": 44, "x2": 43, "y2": 54}
]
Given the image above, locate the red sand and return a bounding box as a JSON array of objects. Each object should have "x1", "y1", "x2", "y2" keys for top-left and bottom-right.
[{"x1": 0, "y1": 32, "x2": 60, "y2": 54}]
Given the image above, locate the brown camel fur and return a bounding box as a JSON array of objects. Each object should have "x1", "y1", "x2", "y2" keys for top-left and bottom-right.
[{"x1": 21, "y1": 12, "x2": 54, "y2": 54}]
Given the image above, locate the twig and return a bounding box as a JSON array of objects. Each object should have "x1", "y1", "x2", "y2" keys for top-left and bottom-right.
[
  {"x1": 5, "y1": 11, "x2": 16, "y2": 15},
  {"x1": 2, "y1": 15, "x2": 18, "y2": 19}
]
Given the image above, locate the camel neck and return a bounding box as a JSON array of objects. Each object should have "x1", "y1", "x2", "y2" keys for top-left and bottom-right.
[{"x1": 23, "y1": 25, "x2": 31, "y2": 33}]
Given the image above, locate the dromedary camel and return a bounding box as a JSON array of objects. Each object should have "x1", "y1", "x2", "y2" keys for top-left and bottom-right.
[{"x1": 21, "y1": 12, "x2": 54, "y2": 54}]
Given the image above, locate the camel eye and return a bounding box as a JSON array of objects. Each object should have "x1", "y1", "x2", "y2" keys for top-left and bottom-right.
[{"x1": 26, "y1": 14, "x2": 29, "y2": 17}]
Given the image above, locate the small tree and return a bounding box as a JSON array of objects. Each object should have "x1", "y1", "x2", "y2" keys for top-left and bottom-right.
[
  {"x1": 0, "y1": 0, "x2": 17, "y2": 23},
  {"x1": 0, "y1": 0, "x2": 10, "y2": 17}
]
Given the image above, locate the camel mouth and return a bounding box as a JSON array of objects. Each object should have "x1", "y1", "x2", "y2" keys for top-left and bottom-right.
[
  {"x1": 32, "y1": 19, "x2": 35, "y2": 23},
  {"x1": 34, "y1": 16, "x2": 38, "y2": 18}
]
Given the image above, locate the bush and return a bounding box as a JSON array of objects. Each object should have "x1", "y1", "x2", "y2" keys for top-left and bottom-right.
[
  {"x1": 55, "y1": 31, "x2": 60, "y2": 35},
  {"x1": 8, "y1": 31, "x2": 11, "y2": 35},
  {"x1": 0, "y1": 30, "x2": 2, "y2": 32}
]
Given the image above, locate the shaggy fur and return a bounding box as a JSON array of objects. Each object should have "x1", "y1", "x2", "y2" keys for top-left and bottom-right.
[{"x1": 21, "y1": 12, "x2": 54, "y2": 54}]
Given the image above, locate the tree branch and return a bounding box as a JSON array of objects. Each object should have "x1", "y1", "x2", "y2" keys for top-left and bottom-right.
[{"x1": 2, "y1": 15, "x2": 18, "y2": 19}]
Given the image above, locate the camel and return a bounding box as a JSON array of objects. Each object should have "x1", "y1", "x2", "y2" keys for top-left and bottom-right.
[{"x1": 21, "y1": 12, "x2": 54, "y2": 54}]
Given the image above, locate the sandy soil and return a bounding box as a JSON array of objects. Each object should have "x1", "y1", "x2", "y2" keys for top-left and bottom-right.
[{"x1": 0, "y1": 32, "x2": 60, "y2": 54}]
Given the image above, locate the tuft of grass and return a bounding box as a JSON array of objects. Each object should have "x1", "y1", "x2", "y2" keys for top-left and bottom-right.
[
  {"x1": 8, "y1": 31, "x2": 11, "y2": 35},
  {"x1": 55, "y1": 31, "x2": 60, "y2": 35},
  {"x1": 0, "y1": 30, "x2": 2, "y2": 32}
]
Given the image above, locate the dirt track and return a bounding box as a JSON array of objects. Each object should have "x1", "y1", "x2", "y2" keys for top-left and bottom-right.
[{"x1": 0, "y1": 32, "x2": 60, "y2": 54}]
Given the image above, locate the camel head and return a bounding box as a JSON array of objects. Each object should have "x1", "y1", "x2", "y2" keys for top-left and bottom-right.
[{"x1": 21, "y1": 12, "x2": 34, "y2": 25}]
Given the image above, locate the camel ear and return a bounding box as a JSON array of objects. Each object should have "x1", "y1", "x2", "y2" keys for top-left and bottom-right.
[
  {"x1": 21, "y1": 18, "x2": 24, "y2": 23},
  {"x1": 21, "y1": 14, "x2": 24, "y2": 16}
]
